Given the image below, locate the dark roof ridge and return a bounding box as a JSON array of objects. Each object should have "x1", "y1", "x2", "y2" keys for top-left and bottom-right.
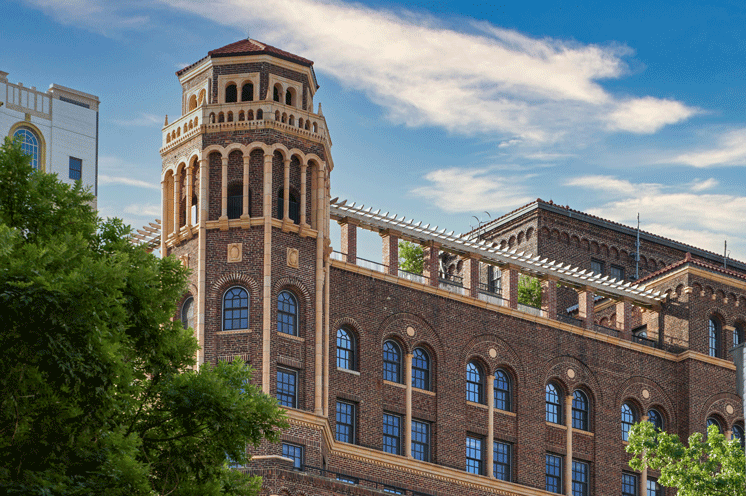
[{"x1": 637, "y1": 253, "x2": 746, "y2": 285}]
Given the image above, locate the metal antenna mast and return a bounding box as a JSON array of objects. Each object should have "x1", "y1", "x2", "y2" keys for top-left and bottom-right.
[
  {"x1": 725, "y1": 240, "x2": 729, "y2": 269},
  {"x1": 635, "y1": 213, "x2": 640, "y2": 280}
]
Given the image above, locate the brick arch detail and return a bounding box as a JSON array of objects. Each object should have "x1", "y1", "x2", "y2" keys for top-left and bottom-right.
[
  {"x1": 273, "y1": 276, "x2": 312, "y2": 306},
  {"x1": 378, "y1": 312, "x2": 443, "y2": 357},
  {"x1": 615, "y1": 376, "x2": 677, "y2": 429},
  {"x1": 460, "y1": 333, "x2": 525, "y2": 387},
  {"x1": 209, "y1": 272, "x2": 260, "y2": 301},
  {"x1": 699, "y1": 392, "x2": 743, "y2": 430},
  {"x1": 543, "y1": 355, "x2": 602, "y2": 406}
]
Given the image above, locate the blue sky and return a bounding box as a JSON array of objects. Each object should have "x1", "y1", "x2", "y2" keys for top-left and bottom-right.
[{"x1": 4, "y1": 0, "x2": 746, "y2": 260}]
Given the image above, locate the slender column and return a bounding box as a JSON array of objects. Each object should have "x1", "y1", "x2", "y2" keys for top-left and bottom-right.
[
  {"x1": 565, "y1": 394, "x2": 573, "y2": 496},
  {"x1": 423, "y1": 243, "x2": 440, "y2": 287},
  {"x1": 314, "y1": 166, "x2": 325, "y2": 415},
  {"x1": 503, "y1": 265, "x2": 519, "y2": 309},
  {"x1": 462, "y1": 256, "x2": 480, "y2": 299},
  {"x1": 196, "y1": 157, "x2": 209, "y2": 365},
  {"x1": 300, "y1": 163, "x2": 308, "y2": 226},
  {"x1": 640, "y1": 414, "x2": 649, "y2": 495},
  {"x1": 381, "y1": 231, "x2": 399, "y2": 275},
  {"x1": 541, "y1": 277, "x2": 558, "y2": 319},
  {"x1": 310, "y1": 165, "x2": 317, "y2": 229},
  {"x1": 261, "y1": 153, "x2": 273, "y2": 393},
  {"x1": 241, "y1": 155, "x2": 250, "y2": 219},
  {"x1": 616, "y1": 299, "x2": 633, "y2": 340},
  {"x1": 172, "y1": 171, "x2": 180, "y2": 235},
  {"x1": 323, "y1": 264, "x2": 330, "y2": 417},
  {"x1": 405, "y1": 352, "x2": 413, "y2": 457},
  {"x1": 283, "y1": 158, "x2": 291, "y2": 221},
  {"x1": 160, "y1": 179, "x2": 167, "y2": 254},
  {"x1": 487, "y1": 377, "x2": 495, "y2": 477},
  {"x1": 578, "y1": 288, "x2": 595, "y2": 330},
  {"x1": 220, "y1": 156, "x2": 228, "y2": 220},
  {"x1": 340, "y1": 220, "x2": 357, "y2": 264},
  {"x1": 186, "y1": 165, "x2": 193, "y2": 227}
]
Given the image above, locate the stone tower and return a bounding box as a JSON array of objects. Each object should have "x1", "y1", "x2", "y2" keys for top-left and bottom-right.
[{"x1": 160, "y1": 38, "x2": 333, "y2": 416}]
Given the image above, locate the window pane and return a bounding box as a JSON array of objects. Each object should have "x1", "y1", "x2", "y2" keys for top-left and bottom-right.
[
  {"x1": 545, "y1": 454, "x2": 562, "y2": 493},
  {"x1": 622, "y1": 473, "x2": 638, "y2": 496},
  {"x1": 14, "y1": 128, "x2": 39, "y2": 170},
  {"x1": 412, "y1": 348, "x2": 430, "y2": 390},
  {"x1": 494, "y1": 370, "x2": 511, "y2": 411},
  {"x1": 466, "y1": 436, "x2": 483, "y2": 475},
  {"x1": 466, "y1": 362, "x2": 483, "y2": 403},
  {"x1": 493, "y1": 441, "x2": 511, "y2": 481},
  {"x1": 572, "y1": 390, "x2": 589, "y2": 431},
  {"x1": 732, "y1": 425, "x2": 745, "y2": 448},
  {"x1": 277, "y1": 291, "x2": 297, "y2": 335},
  {"x1": 383, "y1": 341, "x2": 401, "y2": 383},
  {"x1": 622, "y1": 403, "x2": 636, "y2": 441},
  {"x1": 69, "y1": 157, "x2": 82, "y2": 180},
  {"x1": 282, "y1": 443, "x2": 303, "y2": 469},
  {"x1": 709, "y1": 318, "x2": 720, "y2": 357},
  {"x1": 336, "y1": 401, "x2": 355, "y2": 443},
  {"x1": 647, "y1": 409, "x2": 664, "y2": 430},
  {"x1": 223, "y1": 287, "x2": 249, "y2": 330},
  {"x1": 383, "y1": 414, "x2": 401, "y2": 455},
  {"x1": 276, "y1": 369, "x2": 296, "y2": 408},
  {"x1": 181, "y1": 296, "x2": 194, "y2": 330},
  {"x1": 647, "y1": 479, "x2": 661, "y2": 496},
  {"x1": 546, "y1": 383, "x2": 561, "y2": 424},
  {"x1": 337, "y1": 328, "x2": 354, "y2": 369},
  {"x1": 591, "y1": 259, "x2": 604, "y2": 275},
  {"x1": 411, "y1": 420, "x2": 430, "y2": 462},
  {"x1": 572, "y1": 460, "x2": 588, "y2": 496}
]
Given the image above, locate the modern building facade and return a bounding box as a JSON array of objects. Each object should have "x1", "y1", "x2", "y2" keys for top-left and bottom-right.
[
  {"x1": 158, "y1": 39, "x2": 742, "y2": 496},
  {"x1": 0, "y1": 71, "x2": 99, "y2": 205}
]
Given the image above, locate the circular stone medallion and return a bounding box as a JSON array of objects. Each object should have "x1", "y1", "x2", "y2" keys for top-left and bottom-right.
[
  {"x1": 642, "y1": 389, "x2": 650, "y2": 399},
  {"x1": 567, "y1": 368, "x2": 576, "y2": 379},
  {"x1": 406, "y1": 326, "x2": 415, "y2": 337},
  {"x1": 727, "y1": 404, "x2": 734, "y2": 415},
  {"x1": 489, "y1": 348, "x2": 497, "y2": 358}
]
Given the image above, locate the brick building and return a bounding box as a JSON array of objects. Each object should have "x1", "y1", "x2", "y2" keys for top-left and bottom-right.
[{"x1": 157, "y1": 39, "x2": 743, "y2": 496}]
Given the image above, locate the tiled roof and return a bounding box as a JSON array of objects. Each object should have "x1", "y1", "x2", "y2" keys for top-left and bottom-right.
[{"x1": 636, "y1": 252, "x2": 746, "y2": 285}]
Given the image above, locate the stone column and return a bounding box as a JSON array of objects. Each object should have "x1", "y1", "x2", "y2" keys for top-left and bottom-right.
[
  {"x1": 220, "y1": 156, "x2": 228, "y2": 220},
  {"x1": 565, "y1": 394, "x2": 574, "y2": 496},
  {"x1": 160, "y1": 179, "x2": 167, "y2": 254},
  {"x1": 405, "y1": 352, "x2": 413, "y2": 458},
  {"x1": 381, "y1": 231, "x2": 399, "y2": 276},
  {"x1": 300, "y1": 163, "x2": 307, "y2": 226},
  {"x1": 616, "y1": 299, "x2": 633, "y2": 340},
  {"x1": 310, "y1": 164, "x2": 317, "y2": 229},
  {"x1": 282, "y1": 158, "x2": 291, "y2": 223},
  {"x1": 541, "y1": 277, "x2": 558, "y2": 319},
  {"x1": 423, "y1": 243, "x2": 440, "y2": 288},
  {"x1": 462, "y1": 256, "x2": 481, "y2": 299},
  {"x1": 339, "y1": 220, "x2": 357, "y2": 264},
  {"x1": 186, "y1": 165, "x2": 193, "y2": 227},
  {"x1": 314, "y1": 165, "x2": 325, "y2": 415},
  {"x1": 173, "y1": 171, "x2": 181, "y2": 236},
  {"x1": 241, "y1": 155, "x2": 250, "y2": 219},
  {"x1": 578, "y1": 289, "x2": 595, "y2": 330},
  {"x1": 261, "y1": 153, "x2": 273, "y2": 394},
  {"x1": 640, "y1": 414, "x2": 649, "y2": 495},
  {"x1": 196, "y1": 157, "x2": 209, "y2": 365},
  {"x1": 487, "y1": 377, "x2": 495, "y2": 477},
  {"x1": 503, "y1": 265, "x2": 519, "y2": 309}
]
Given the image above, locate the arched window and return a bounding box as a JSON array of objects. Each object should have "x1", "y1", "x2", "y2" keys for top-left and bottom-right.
[
  {"x1": 225, "y1": 83, "x2": 237, "y2": 103},
  {"x1": 285, "y1": 88, "x2": 293, "y2": 106},
  {"x1": 621, "y1": 403, "x2": 637, "y2": 441},
  {"x1": 546, "y1": 383, "x2": 562, "y2": 424},
  {"x1": 647, "y1": 409, "x2": 664, "y2": 431},
  {"x1": 13, "y1": 127, "x2": 40, "y2": 170},
  {"x1": 709, "y1": 318, "x2": 721, "y2": 357},
  {"x1": 734, "y1": 324, "x2": 744, "y2": 347},
  {"x1": 227, "y1": 183, "x2": 243, "y2": 219},
  {"x1": 181, "y1": 296, "x2": 194, "y2": 330},
  {"x1": 256, "y1": 109, "x2": 263, "y2": 120},
  {"x1": 412, "y1": 347, "x2": 430, "y2": 390},
  {"x1": 572, "y1": 390, "x2": 589, "y2": 431},
  {"x1": 273, "y1": 85, "x2": 281, "y2": 102},
  {"x1": 241, "y1": 83, "x2": 254, "y2": 102},
  {"x1": 466, "y1": 361, "x2": 484, "y2": 404},
  {"x1": 383, "y1": 340, "x2": 402, "y2": 383},
  {"x1": 706, "y1": 417, "x2": 723, "y2": 435},
  {"x1": 336, "y1": 327, "x2": 355, "y2": 370},
  {"x1": 277, "y1": 291, "x2": 297, "y2": 336},
  {"x1": 494, "y1": 369, "x2": 511, "y2": 411},
  {"x1": 223, "y1": 286, "x2": 249, "y2": 331},
  {"x1": 732, "y1": 424, "x2": 745, "y2": 448},
  {"x1": 277, "y1": 189, "x2": 300, "y2": 224}
]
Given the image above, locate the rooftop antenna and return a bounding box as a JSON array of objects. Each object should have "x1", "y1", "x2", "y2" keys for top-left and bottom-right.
[
  {"x1": 724, "y1": 240, "x2": 730, "y2": 269},
  {"x1": 635, "y1": 213, "x2": 640, "y2": 280}
]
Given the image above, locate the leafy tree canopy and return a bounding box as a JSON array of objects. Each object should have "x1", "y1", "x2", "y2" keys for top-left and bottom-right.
[
  {"x1": 517, "y1": 275, "x2": 542, "y2": 307},
  {"x1": 627, "y1": 420, "x2": 746, "y2": 496},
  {"x1": 0, "y1": 137, "x2": 287, "y2": 496},
  {"x1": 399, "y1": 240, "x2": 424, "y2": 275}
]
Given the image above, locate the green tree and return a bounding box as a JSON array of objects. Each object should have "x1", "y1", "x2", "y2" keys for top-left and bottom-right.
[
  {"x1": 517, "y1": 275, "x2": 542, "y2": 307},
  {"x1": 399, "y1": 240, "x2": 424, "y2": 275},
  {"x1": 0, "y1": 137, "x2": 287, "y2": 496},
  {"x1": 627, "y1": 420, "x2": 746, "y2": 496}
]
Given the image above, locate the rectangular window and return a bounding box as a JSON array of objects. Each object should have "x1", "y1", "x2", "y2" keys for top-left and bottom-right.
[
  {"x1": 336, "y1": 401, "x2": 356, "y2": 444},
  {"x1": 545, "y1": 454, "x2": 563, "y2": 494},
  {"x1": 487, "y1": 265, "x2": 502, "y2": 294},
  {"x1": 337, "y1": 475, "x2": 358, "y2": 484},
  {"x1": 591, "y1": 259, "x2": 604, "y2": 275},
  {"x1": 69, "y1": 157, "x2": 82, "y2": 181},
  {"x1": 647, "y1": 478, "x2": 662, "y2": 496},
  {"x1": 276, "y1": 368, "x2": 297, "y2": 408},
  {"x1": 411, "y1": 419, "x2": 430, "y2": 462},
  {"x1": 466, "y1": 436, "x2": 484, "y2": 475},
  {"x1": 610, "y1": 264, "x2": 625, "y2": 281},
  {"x1": 281, "y1": 443, "x2": 303, "y2": 470},
  {"x1": 383, "y1": 413, "x2": 402, "y2": 455},
  {"x1": 383, "y1": 487, "x2": 404, "y2": 494},
  {"x1": 622, "y1": 473, "x2": 638, "y2": 496},
  {"x1": 572, "y1": 460, "x2": 589, "y2": 496},
  {"x1": 493, "y1": 441, "x2": 511, "y2": 481}
]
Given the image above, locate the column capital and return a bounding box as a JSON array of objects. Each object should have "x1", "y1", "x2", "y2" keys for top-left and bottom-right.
[{"x1": 220, "y1": 156, "x2": 228, "y2": 165}]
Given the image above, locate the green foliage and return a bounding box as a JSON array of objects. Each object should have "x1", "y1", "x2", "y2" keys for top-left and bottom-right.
[
  {"x1": 0, "y1": 137, "x2": 287, "y2": 496},
  {"x1": 517, "y1": 275, "x2": 542, "y2": 307},
  {"x1": 399, "y1": 241, "x2": 424, "y2": 275},
  {"x1": 627, "y1": 421, "x2": 746, "y2": 496}
]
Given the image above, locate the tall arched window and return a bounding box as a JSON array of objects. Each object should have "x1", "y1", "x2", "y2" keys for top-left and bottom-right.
[
  {"x1": 277, "y1": 291, "x2": 298, "y2": 336},
  {"x1": 227, "y1": 183, "x2": 243, "y2": 219},
  {"x1": 383, "y1": 340, "x2": 402, "y2": 383},
  {"x1": 732, "y1": 424, "x2": 745, "y2": 448},
  {"x1": 709, "y1": 318, "x2": 721, "y2": 357},
  {"x1": 277, "y1": 189, "x2": 300, "y2": 224},
  {"x1": 466, "y1": 361, "x2": 484, "y2": 404},
  {"x1": 572, "y1": 390, "x2": 589, "y2": 431},
  {"x1": 494, "y1": 369, "x2": 511, "y2": 412},
  {"x1": 241, "y1": 83, "x2": 254, "y2": 102},
  {"x1": 412, "y1": 347, "x2": 430, "y2": 391},
  {"x1": 647, "y1": 409, "x2": 664, "y2": 431},
  {"x1": 181, "y1": 296, "x2": 194, "y2": 330},
  {"x1": 273, "y1": 85, "x2": 281, "y2": 102},
  {"x1": 706, "y1": 417, "x2": 723, "y2": 435},
  {"x1": 337, "y1": 327, "x2": 355, "y2": 370},
  {"x1": 223, "y1": 286, "x2": 249, "y2": 331},
  {"x1": 546, "y1": 383, "x2": 562, "y2": 424},
  {"x1": 734, "y1": 324, "x2": 744, "y2": 347},
  {"x1": 225, "y1": 83, "x2": 238, "y2": 103},
  {"x1": 285, "y1": 88, "x2": 293, "y2": 106},
  {"x1": 621, "y1": 403, "x2": 637, "y2": 441},
  {"x1": 13, "y1": 127, "x2": 40, "y2": 170}
]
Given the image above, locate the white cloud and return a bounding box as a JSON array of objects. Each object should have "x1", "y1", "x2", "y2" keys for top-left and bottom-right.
[
  {"x1": 19, "y1": 0, "x2": 149, "y2": 36},
  {"x1": 99, "y1": 175, "x2": 160, "y2": 190},
  {"x1": 123, "y1": 203, "x2": 161, "y2": 217},
  {"x1": 568, "y1": 174, "x2": 746, "y2": 260},
  {"x1": 606, "y1": 97, "x2": 698, "y2": 134},
  {"x1": 98, "y1": 155, "x2": 160, "y2": 190},
  {"x1": 690, "y1": 178, "x2": 719, "y2": 192},
  {"x1": 411, "y1": 167, "x2": 534, "y2": 213},
  {"x1": 665, "y1": 128, "x2": 746, "y2": 167},
  {"x1": 111, "y1": 113, "x2": 163, "y2": 127}
]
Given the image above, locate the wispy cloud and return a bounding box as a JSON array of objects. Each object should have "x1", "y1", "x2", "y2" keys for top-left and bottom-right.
[
  {"x1": 111, "y1": 112, "x2": 163, "y2": 127},
  {"x1": 99, "y1": 175, "x2": 159, "y2": 190},
  {"x1": 124, "y1": 203, "x2": 161, "y2": 217},
  {"x1": 98, "y1": 155, "x2": 160, "y2": 190},
  {"x1": 19, "y1": 0, "x2": 150, "y2": 37},
  {"x1": 411, "y1": 166, "x2": 534, "y2": 213},
  {"x1": 663, "y1": 128, "x2": 746, "y2": 167},
  {"x1": 567, "y1": 174, "x2": 746, "y2": 259}
]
